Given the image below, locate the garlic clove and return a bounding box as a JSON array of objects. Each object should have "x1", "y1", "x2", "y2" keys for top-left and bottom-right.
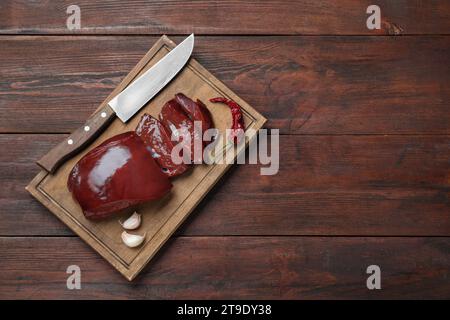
[
  {"x1": 121, "y1": 231, "x2": 146, "y2": 248},
  {"x1": 119, "y1": 212, "x2": 141, "y2": 230}
]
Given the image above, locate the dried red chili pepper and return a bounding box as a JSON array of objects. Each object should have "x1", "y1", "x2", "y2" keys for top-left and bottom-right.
[{"x1": 209, "y1": 97, "x2": 245, "y2": 143}]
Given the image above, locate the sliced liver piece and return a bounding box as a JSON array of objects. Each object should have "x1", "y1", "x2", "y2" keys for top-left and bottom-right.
[
  {"x1": 159, "y1": 99, "x2": 203, "y2": 164},
  {"x1": 136, "y1": 113, "x2": 190, "y2": 178},
  {"x1": 175, "y1": 93, "x2": 213, "y2": 133}
]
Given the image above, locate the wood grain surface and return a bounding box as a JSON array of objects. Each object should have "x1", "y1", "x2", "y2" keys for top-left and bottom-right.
[
  {"x1": 0, "y1": 0, "x2": 449, "y2": 35},
  {"x1": 1, "y1": 36, "x2": 449, "y2": 134},
  {"x1": 0, "y1": 237, "x2": 449, "y2": 299},
  {"x1": 0, "y1": 0, "x2": 449, "y2": 299},
  {"x1": 2, "y1": 134, "x2": 449, "y2": 236}
]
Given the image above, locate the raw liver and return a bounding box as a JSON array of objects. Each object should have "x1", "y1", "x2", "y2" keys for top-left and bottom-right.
[
  {"x1": 136, "y1": 113, "x2": 190, "y2": 177},
  {"x1": 175, "y1": 93, "x2": 213, "y2": 132},
  {"x1": 67, "y1": 132, "x2": 172, "y2": 220},
  {"x1": 159, "y1": 97, "x2": 213, "y2": 164},
  {"x1": 159, "y1": 99, "x2": 199, "y2": 163}
]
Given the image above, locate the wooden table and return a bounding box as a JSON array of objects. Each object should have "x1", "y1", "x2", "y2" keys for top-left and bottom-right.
[{"x1": 0, "y1": 1, "x2": 449, "y2": 299}]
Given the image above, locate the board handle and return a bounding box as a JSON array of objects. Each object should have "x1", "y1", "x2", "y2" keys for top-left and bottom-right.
[{"x1": 37, "y1": 105, "x2": 116, "y2": 173}]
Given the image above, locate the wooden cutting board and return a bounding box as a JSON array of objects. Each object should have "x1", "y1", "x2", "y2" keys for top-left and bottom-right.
[{"x1": 26, "y1": 35, "x2": 266, "y2": 281}]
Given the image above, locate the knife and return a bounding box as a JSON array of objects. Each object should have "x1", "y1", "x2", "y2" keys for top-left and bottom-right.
[{"x1": 37, "y1": 34, "x2": 194, "y2": 173}]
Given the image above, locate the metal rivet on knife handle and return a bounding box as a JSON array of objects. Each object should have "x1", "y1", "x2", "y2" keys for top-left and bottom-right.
[{"x1": 36, "y1": 106, "x2": 116, "y2": 173}]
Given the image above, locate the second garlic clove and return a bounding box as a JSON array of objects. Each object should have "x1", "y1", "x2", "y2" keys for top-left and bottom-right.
[
  {"x1": 121, "y1": 231, "x2": 145, "y2": 248},
  {"x1": 119, "y1": 211, "x2": 141, "y2": 230}
]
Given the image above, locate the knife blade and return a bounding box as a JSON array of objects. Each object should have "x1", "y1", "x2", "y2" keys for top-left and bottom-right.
[
  {"x1": 37, "y1": 34, "x2": 195, "y2": 173},
  {"x1": 108, "y1": 34, "x2": 194, "y2": 122}
]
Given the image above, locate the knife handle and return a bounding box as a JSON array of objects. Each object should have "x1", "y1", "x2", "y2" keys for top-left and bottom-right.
[{"x1": 37, "y1": 105, "x2": 116, "y2": 173}]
